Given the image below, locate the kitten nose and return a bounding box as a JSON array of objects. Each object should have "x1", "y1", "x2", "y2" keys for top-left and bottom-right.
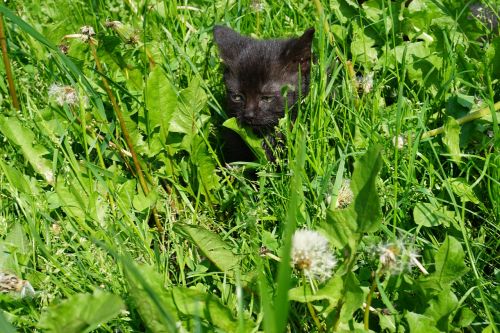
[{"x1": 245, "y1": 110, "x2": 255, "y2": 119}]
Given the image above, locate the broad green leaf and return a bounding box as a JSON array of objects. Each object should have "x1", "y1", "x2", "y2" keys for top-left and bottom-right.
[
  {"x1": 322, "y1": 145, "x2": 383, "y2": 249},
  {"x1": 145, "y1": 67, "x2": 177, "y2": 141},
  {"x1": 486, "y1": 36, "x2": 500, "y2": 80},
  {"x1": 378, "y1": 313, "x2": 397, "y2": 333},
  {"x1": 413, "y1": 202, "x2": 456, "y2": 228},
  {"x1": 4, "y1": 223, "x2": 29, "y2": 255},
  {"x1": 172, "y1": 286, "x2": 254, "y2": 332},
  {"x1": 351, "y1": 23, "x2": 378, "y2": 66},
  {"x1": 0, "y1": 311, "x2": 16, "y2": 333},
  {"x1": 447, "y1": 178, "x2": 479, "y2": 204},
  {"x1": 443, "y1": 117, "x2": 461, "y2": 163},
  {"x1": 0, "y1": 160, "x2": 32, "y2": 194},
  {"x1": 132, "y1": 188, "x2": 158, "y2": 211},
  {"x1": 424, "y1": 288, "x2": 458, "y2": 332},
  {"x1": 170, "y1": 78, "x2": 208, "y2": 135},
  {"x1": 190, "y1": 135, "x2": 220, "y2": 197},
  {"x1": 454, "y1": 307, "x2": 476, "y2": 328},
  {"x1": 419, "y1": 236, "x2": 468, "y2": 290},
  {"x1": 125, "y1": 264, "x2": 178, "y2": 333},
  {"x1": 404, "y1": 312, "x2": 441, "y2": 333},
  {"x1": 55, "y1": 181, "x2": 88, "y2": 222},
  {"x1": 0, "y1": 116, "x2": 54, "y2": 184},
  {"x1": 288, "y1": 275, "x2": 343, "y2": 304},
  {"x1": 38, "y1": 290, "x2": 125, "y2": 333},
  {"x1": 340, "y1": 272, "x2": 364, "y2": 322},
  {"x1": 456, "y1": 93, "x2": 475, "y2": 109},
  {"x1": 223, "y1": 117, "x2": 266, "y2": 161},
  {"x1": 173, "y1": 223, "x2": 239, "y2": 272}
]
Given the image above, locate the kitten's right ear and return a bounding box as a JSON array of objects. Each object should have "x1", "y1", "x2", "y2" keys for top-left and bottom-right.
[{"x1": 213, "y1": 25, "x2": 248, "y2": 64}]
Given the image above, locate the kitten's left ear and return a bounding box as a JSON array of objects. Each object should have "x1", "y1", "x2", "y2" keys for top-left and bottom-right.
[{"x1": 281, "y1": 28, "x2": 315, "y2": 72}]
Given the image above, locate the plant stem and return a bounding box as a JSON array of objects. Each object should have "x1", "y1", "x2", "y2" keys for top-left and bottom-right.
[
  {"x1": 89, "y1": 41, "x2": 163, "y2": 232},
  {"x1": 421, "y1": 101, "x2": 500, "y2": 139},
  {"x1": 307, "y1": 301, "x2": 323, "y2": 332},
  {"x1": 364, "y1": 273, "x2": 378, "y2": 330},
  {"x1": 0, "y1": 14, "x2": 20, "y2": 110}
]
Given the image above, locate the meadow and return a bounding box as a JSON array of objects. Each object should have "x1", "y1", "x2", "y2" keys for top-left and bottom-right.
[{"x1": 0, "y1": 0, "x2": 499, "y2": 332}]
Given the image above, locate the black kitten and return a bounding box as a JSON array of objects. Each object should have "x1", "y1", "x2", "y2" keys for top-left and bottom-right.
[{"x1": 214, "y1": 26, "x2": 314, "y2": 160}]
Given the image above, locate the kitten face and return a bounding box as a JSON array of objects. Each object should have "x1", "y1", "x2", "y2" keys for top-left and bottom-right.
[{"x1": 214, "y1": 26, "x2": 314, "y2": 134}]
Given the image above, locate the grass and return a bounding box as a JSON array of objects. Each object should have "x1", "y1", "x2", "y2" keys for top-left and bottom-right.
[{"x1": 0, "y1": 0, "x2": 499, "y2": 332}]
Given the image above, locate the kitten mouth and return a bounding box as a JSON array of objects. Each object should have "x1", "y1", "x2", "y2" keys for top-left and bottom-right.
[{"x1": 239, "y1": 119, "x2": 276, "y2": 131}]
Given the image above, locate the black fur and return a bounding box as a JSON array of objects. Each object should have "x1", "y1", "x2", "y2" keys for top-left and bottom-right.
[{"x1": 214, "y1": 26, "x2": 314, "y2": 161}]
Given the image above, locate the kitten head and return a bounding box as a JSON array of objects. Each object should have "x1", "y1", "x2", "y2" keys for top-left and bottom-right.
[{"x1": 214, "y1": 26, "x2": 314, "y2": 133}]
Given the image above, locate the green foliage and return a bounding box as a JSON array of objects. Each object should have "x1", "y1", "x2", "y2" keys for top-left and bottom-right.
[
  {"x1": 38, "y1": 290, "x2": 125, "y2": 333},
  {"x1": 0, "y1": 0, "x2": 498, "y2": 332}
]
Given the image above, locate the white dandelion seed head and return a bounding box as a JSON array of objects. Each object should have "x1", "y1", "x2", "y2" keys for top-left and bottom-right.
[
  {"x1": 376, "y1": 241, "x2": 422, "y2": 274},
  {"x1": 335, "y1": 179, "x2": 354, "y2": 209},
  {"x1": 392, "y1": 135, "x2": 406, "y2": 150},
  {"x1": 48, "y1": 83, "x2": 87, "y2": 107},
  {"x1": 291, "y1": 229, "x2": 337, "y2": 283},
  {"x1": 251, "y1": 0, "x2": 264, "y2": 12},
  {"x1": 79, "y1": 25, "x2": 96, "y2": 42},
  {"x1": 356, "y1": 72, "x2": 374, "y2": 94},
  {"x1": 105, "y1": 20, "x2": 123, "y2": 29}
]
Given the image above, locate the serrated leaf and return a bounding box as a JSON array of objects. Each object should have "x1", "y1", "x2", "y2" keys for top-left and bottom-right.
[
  {"x1": 173, "y1": 223, "x2": 239, "y2": 272},
  {"x1": 454, "y1": 307, "x2": 476, "y2": 327},
  {"x1": 55, "y1": 180, "x2": 88, "y2": 222},
  {"x1": 413, "y1": 202, "x2": 456, "y2": 228},
  {"x1": 170, "y1": 78, "x2": 207, "y2": 135},
  {"x1": 447, "y1": 178, "x2": 479, "y2": 204},
  {"x1": 125, "y1": 264, "x2": 178, "y2": 333},
  {"x1": 340, "y1": 272, "x2": 364, "y2": 322},
  {"x1": 423, "y1": 288, "x2": 458, "y2": 332},
  {"x1": 190, "y1": 135, "x2": 220, "y2": 197},
  {"x1": 132, "y1": 188, "x2": 158, "y2": 211},
  {"x1": 322, "y1": 145, "x2": 383, "y2": 249},
  {"x1": 223, "y1": 117, "x2": 266, "y2": 161},
  {"x1": 172, "y1": 286, "x2": 254, "y2": 332},
  {"x1": 288, "y1": 275, "x2": 343, "y2": 303},
  {"x1": 405, "y1": 312, "x2": 441, "y2": 333},
  {"x1": 0, "y1": 160, "x2": 31, "y2": 194},
  {"x1": 0, "y1": 116, "x2": 54, "y2": 184},
  {"x1": 443, "y1": 116, "x2": 461, "y2": 163},
  {"x1": 38, "y1": 290, "x2": 125, "y2": 333},
  {"x1": 0, "y1": 311, "x2": 16, "y2": 333},
  {"x1": 145, "y1": 67, "x2": 177, "y2": 141},
  {"x1": 419, "y1": 236, "x2": 468, "y2": 290}
]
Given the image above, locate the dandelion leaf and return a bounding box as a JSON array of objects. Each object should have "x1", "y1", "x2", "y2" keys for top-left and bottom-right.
[
  {"x1": 125, "y1": 264, "x2": 178, "y2": 332},
  {"x1": 443, "y1": 116, "x2": 461, "y2": 163},
  {"x1": 38, "y1": 290, "x2": 125, "y2": 333},
  {"x1": 413, "y1": 202, "x2": 457, "y2": 228},
  {"x1": 223, "y1": 117, "x2": 266, "y2": 161},
  {"x1": 173, "y1": 223, "x2": 239, "y2": 272},
  {"x1": 404, "y1": 312, "x2": 441, "y2": 333},
  {"x1": 424, "y1": 288, "x2": 458, "y2": 332},
  {"x1": 172, "y1": 286, "x2": 255, "y2": 332},
  {"x1": 288, "y1": 275, "x2": 343, "y2": 304},
  {"x1": 323, "y1": 145, "x2": 383, "y2": 249},
  {"x1": 419, "y1": 236, "x2": 468, "y2": 290},
  {"x1": 0, "y1": 116, "x2": 53, "y2": 184},
  {"x1": 0, "y1": 311, "x2": 16, "y2": 333},
  {"x1": 145, "y1": 67, "x2": 177, "y2": 142}
]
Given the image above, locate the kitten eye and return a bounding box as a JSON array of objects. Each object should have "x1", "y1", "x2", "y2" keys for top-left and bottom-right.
[
  {"x1": 260, "y1": 95, "x2": 275, "y2": 103},
  {"x1": 230, "y1": 93, "x2": 244, "y2": 102}
]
